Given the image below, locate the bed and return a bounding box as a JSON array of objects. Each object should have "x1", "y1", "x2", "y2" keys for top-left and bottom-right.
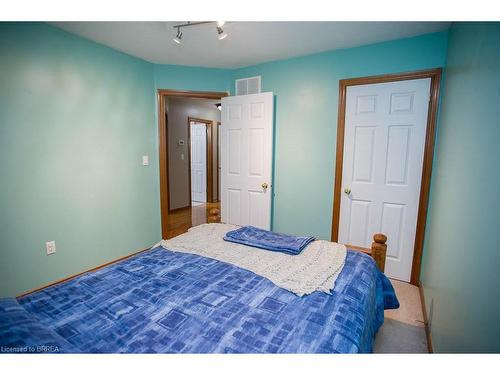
[{"x1": 0, "y1": 226, "x2": 398, "y2": 354}]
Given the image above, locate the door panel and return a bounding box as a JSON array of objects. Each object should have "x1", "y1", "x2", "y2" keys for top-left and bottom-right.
[
  {"x1": 385, "y1": 125, "x2": 411, "y2": 185},
  {"x1": 248, "y1": 128, "x2": 264, "y2": 176},
  {"x1": 228, "y1": 129, "x2": 241, "y2": 175},
  {"x1": 352, "y1": 126, "x2": 376, "y2": 183},
  {"x1": 339, "y1": 78, "x2": 431, "y2": 281},
  {"x1": 347, "y1": 199, "x2": 372, "y2": 246},
  {"x1": 190, "y1": 123, "x2": 207, "y2": 203},
  {"x1": 248, "y1": 190, "x2": 266, "y2": 228},
  {"x1": 221, "y1": 92, "x2": 274, "y2": 229},
  {"x1": 228, "y1": 188, "x2": 241, "y2": 225},
  {"x1": 380, "y1": 202, "x2": 405, "y2": 259}
]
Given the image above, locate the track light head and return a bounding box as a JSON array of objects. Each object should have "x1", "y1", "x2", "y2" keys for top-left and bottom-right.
[
  {"x1": 217, "y1": 26, "x2": 228, "y2": 40},
  {"x1": 173, "y1": 28, "x2": 182, "y2": 44}
]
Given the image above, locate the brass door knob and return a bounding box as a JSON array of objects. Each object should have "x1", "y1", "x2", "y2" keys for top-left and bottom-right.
[
  {"x1": 261, "y1": 182, "x2": 269, "y2": 189},
  {"x1": 344, "y1": 187, "x2": 351, "y2": 195}
]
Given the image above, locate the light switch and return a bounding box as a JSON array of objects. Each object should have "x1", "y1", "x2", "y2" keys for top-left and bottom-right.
[
  {"x1": 180, "y1": 153, "x2": 185, "y2": 160},
  {"x1": 46, "y1": 241, "x2": 56, "y2": 255},
  {"x1": 142, "y1": 155, "x2": 149, "y2": 166}
]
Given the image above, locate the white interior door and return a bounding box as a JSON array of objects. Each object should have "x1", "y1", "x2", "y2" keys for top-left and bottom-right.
[
  {"x1": 190, "y1": 122, "x2": 207, "y2": 203},
  {"x1": 339, "y1": 78, "x2": 431, "y2": 281},
  {"x1": 220, "y1": 92, "x2": 274, "y2": 229}
]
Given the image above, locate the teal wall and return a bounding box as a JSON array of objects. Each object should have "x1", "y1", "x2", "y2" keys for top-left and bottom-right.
[
  {"x1": 232, "y1": 32, "x2": 449, "y2": 239},
  {"x1": 0, "y1": 23, "x2": 232, "y2": 297},
  {"x1": 0, "y1": 22, "x2": 158, "y2": 297},
  {"x1": 420, "y1": 22, "x2": 500, "y2": 352},
  {"x1": 154, "y1": 64, "x2": 231, "y2": 92}
]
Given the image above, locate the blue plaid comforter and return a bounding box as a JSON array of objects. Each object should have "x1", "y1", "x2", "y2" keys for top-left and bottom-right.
[{"x1": 4, "y1": 246, "x2": 398, "y2": 353}]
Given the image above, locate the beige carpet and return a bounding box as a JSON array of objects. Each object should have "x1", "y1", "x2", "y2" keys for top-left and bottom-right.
[
  {"x1": 385, "y1": 279, "x2": 426, "y2": 327},
  {"x1": 373, "y1": 318, "x2": 428, "y2": 353},
  {"x1": 373, "y1": 279, "x2": 428, "y2": 353}
]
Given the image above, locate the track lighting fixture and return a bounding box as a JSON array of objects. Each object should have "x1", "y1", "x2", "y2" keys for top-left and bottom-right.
[
  {"x1": 172, "y1": 21, "x2": 228, "y2": 44},
  {"x1": 173, "y1": 28, "x2": 182, "y2": 44},
  {"x1": 217, "y1": 26, "x2": 228, "y2": 40}
]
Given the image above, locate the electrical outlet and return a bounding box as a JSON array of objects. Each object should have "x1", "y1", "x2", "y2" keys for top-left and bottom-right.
[{"x1": 46, "y1": 241, "x2": 56, "y2": 255}]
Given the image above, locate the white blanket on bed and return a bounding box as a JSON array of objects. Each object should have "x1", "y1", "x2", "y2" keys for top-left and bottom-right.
[{"x1": 157, "y1": 223, "x2": 347, "y2": 296}]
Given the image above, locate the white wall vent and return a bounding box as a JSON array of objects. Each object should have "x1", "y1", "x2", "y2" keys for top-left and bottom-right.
[{"x1": 235, "y1": 76, "x2": 261, "y2": 96}]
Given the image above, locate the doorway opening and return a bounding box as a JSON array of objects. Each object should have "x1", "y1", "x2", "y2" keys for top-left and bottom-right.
[{"x1": 158, "y1": 90, "x2": 228, "y2": 239}]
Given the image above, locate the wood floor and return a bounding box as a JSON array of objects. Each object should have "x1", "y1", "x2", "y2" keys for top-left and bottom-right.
[{"x1": 165, "y1": 202, "x2": 220, "y2": 239}]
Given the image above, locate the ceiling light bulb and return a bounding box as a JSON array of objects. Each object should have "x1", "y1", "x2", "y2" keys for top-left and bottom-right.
[
  {"x1": 216, "y1": 21, "x2": 226, "y2": 27},
  {"x1": 173, "y1": 29, "x2": 182, "y2": 44},
  {"x1": 217, "y1": 26, "x2": 228, "y2": 40}
]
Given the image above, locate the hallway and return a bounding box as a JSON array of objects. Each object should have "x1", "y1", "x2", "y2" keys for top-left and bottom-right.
[{"x1": 165, "y1": 202, "x2": 220, "y2": 239}]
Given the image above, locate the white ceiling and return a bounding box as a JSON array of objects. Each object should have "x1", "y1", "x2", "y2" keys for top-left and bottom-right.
[{"x1": 51, "y1": 22, "x2": 450, "y2": 69}]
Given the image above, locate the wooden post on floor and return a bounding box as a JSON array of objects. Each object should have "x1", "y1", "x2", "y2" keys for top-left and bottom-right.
[{"x1": 208, "y1": 208, "x2": 221, "y2": 223}]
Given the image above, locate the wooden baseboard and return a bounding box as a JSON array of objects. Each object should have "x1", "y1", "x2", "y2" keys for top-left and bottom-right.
[
  {"x1": 418, "y1": 282, "x2": 434, "y2": 353},
  {"x1": 16, "y1": 246, "x2": 152, "y2": 298}
]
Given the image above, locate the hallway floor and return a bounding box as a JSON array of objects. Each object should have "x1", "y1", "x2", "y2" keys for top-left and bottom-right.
[{"x1": 165, "y1": 202, "x2": 220, "y2": 239}]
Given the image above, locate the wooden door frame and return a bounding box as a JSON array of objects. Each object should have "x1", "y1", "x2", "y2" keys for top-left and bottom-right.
[
  {"x1": 330, "y1": 68, "x2": 442, "y2": 285},
  {"x1": 158, "y1": 89, "x2": 228, "y2": 239},
  {"x1": 187, "y1": 117, "x2": 213, "y2": 205},
  {"x1": 216, "y1": 121, "x2": 221, "y2": 202}
]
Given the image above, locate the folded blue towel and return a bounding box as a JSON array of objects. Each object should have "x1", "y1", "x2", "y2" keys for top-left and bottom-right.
[{"x1": 223, "y1": 226, "x2": 315, "y2": 255}]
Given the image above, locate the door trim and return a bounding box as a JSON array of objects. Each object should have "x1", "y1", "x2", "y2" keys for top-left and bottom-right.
[
  {"x1": 158, "y1": 89, "x2": 228, "y2": 239},
  {"x1": 217, "y1": 121, "x2": 221, "y2": 202},
  {"x1": 188, "y1": 117, "x2": 213, "y2": 205},
  {"x1": 330, "y1": 68, "x2": 442, "y2": 285}
]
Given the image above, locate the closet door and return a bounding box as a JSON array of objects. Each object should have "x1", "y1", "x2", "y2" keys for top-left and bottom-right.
[{"x1": 339, "y1": 78, "x2": 431, "y2": 281}]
